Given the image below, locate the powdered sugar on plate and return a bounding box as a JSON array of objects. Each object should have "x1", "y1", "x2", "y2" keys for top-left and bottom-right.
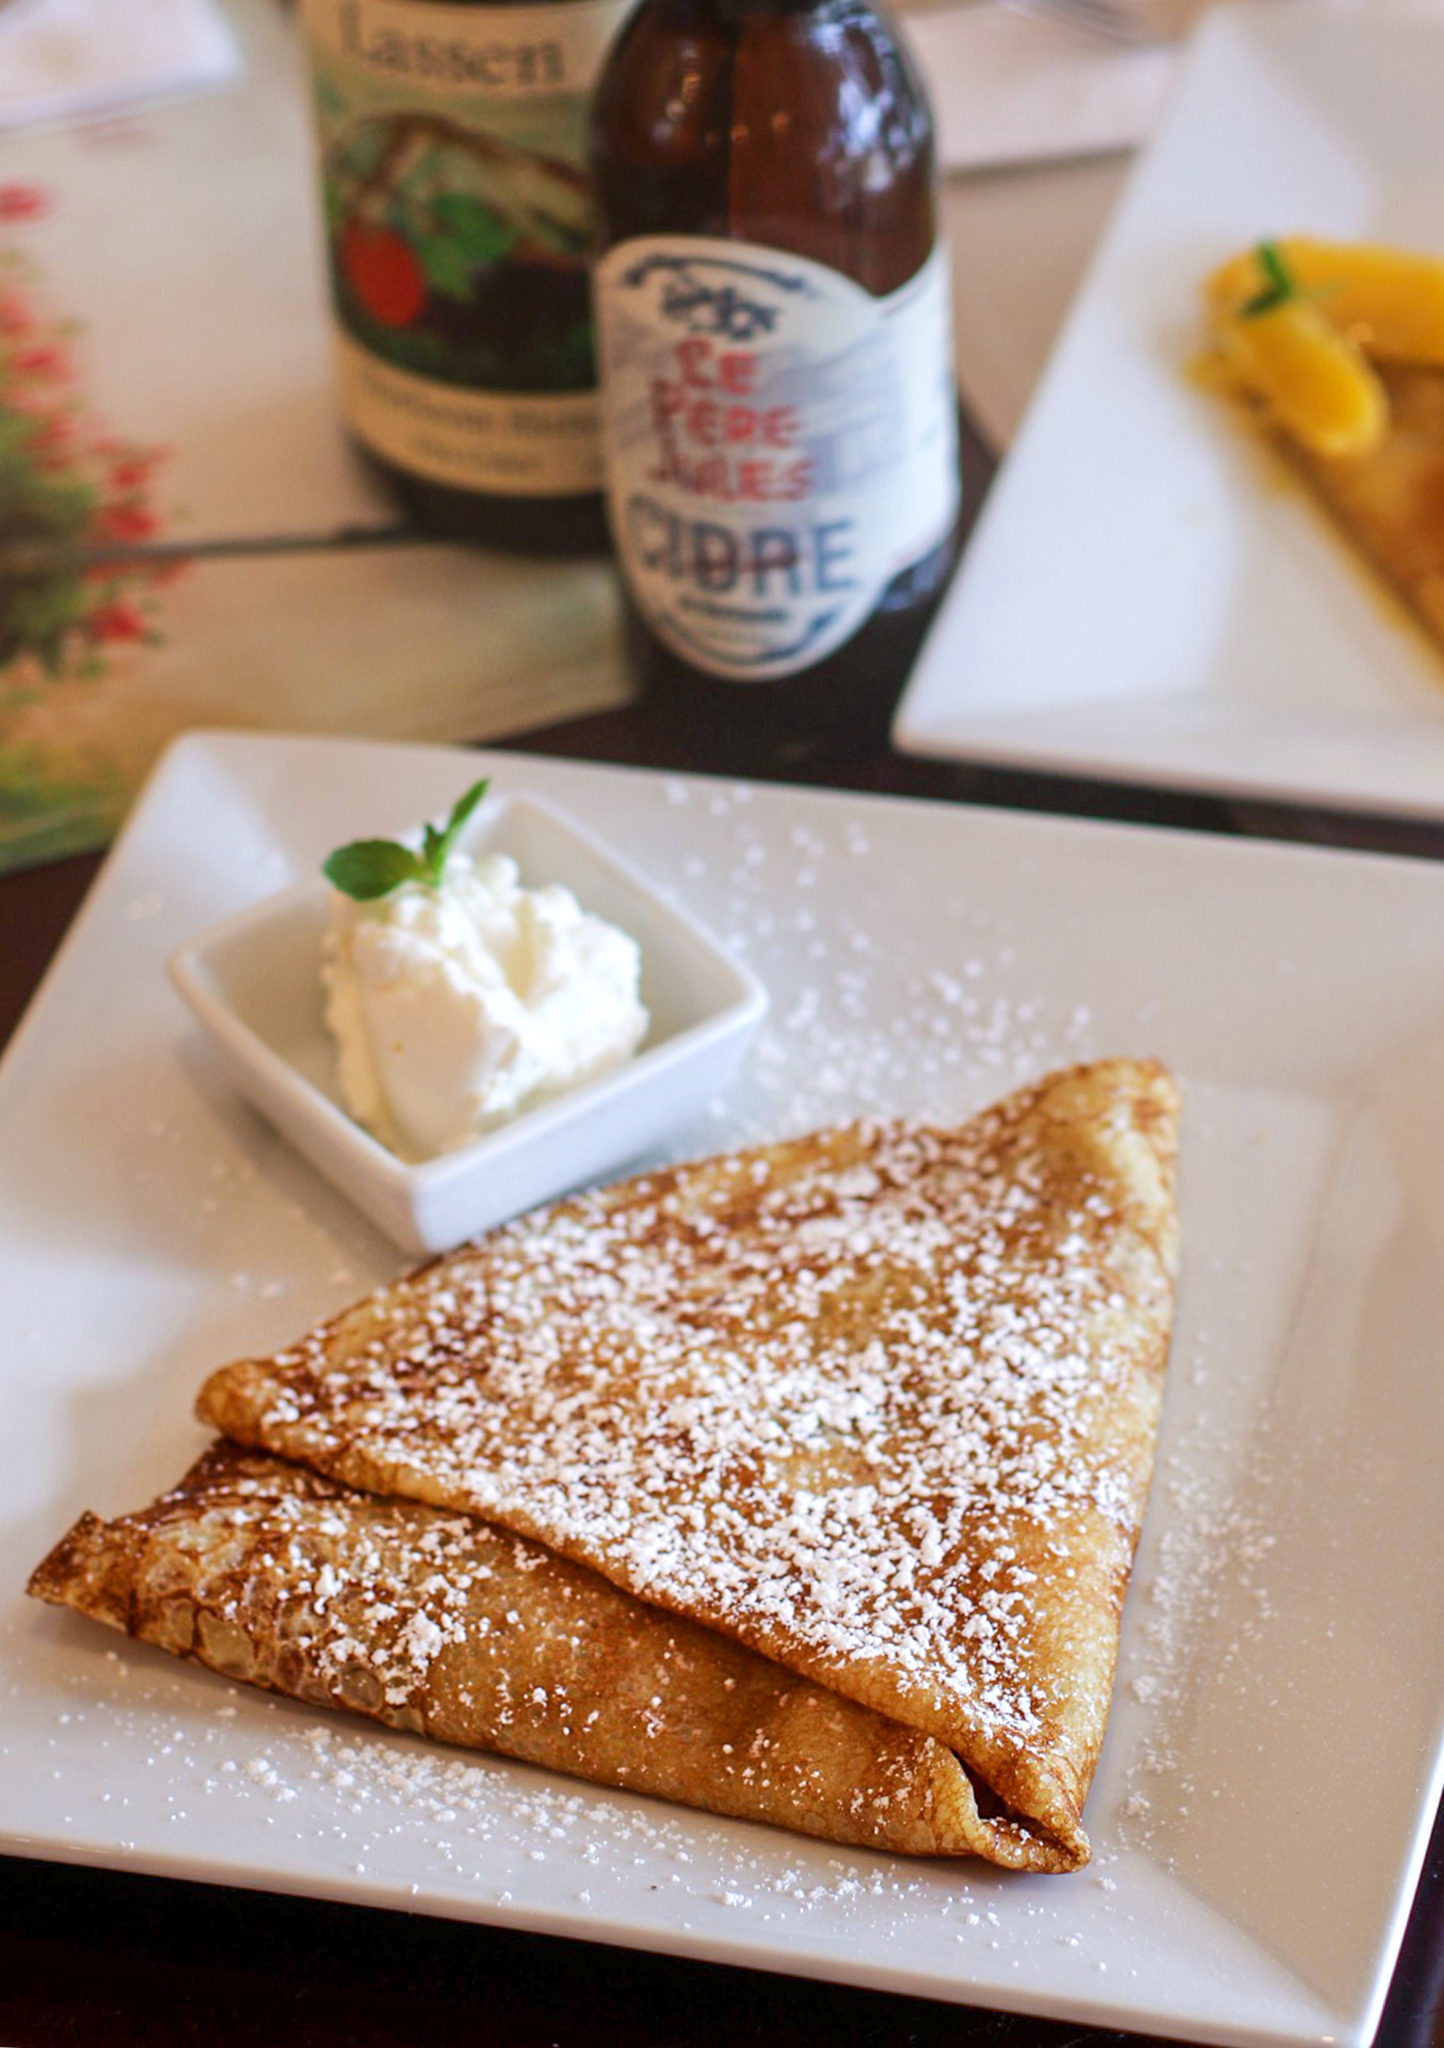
[
  {"x1": 640, "y1": 781, "x2": 1101, "y2": 1152},
  {"x1": 18, "y1": 736, "x2": 1444, "y2": 2042}
]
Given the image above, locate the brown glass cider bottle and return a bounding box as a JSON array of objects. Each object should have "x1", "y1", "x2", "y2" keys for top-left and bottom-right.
[
  {"x1": 588, "y1": 0, "x2": 960, "y2": 764},
  {"x1": 300, "y1": 0, "x2": 630, "y2": 554}
]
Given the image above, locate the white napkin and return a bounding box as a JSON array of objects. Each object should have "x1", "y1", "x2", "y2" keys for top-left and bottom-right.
[
  {"x1": 0, "y1": 0, "x2": 243, "y2": 135},
  {"x1": 902, "y1": 1, "x2": 1178, "y2": 171}
]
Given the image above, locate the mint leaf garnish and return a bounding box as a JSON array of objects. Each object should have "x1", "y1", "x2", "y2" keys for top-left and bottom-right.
[
  {"x1": 1239, "y1": 241, "x2": 1297, "y2": 319},
  {"x1": 323, "y1": 778, "x2": 491, "y2": 900},
  {"x1": 322, "y1": 838, "x2": 426, "y2": 900},
  {"x1": 419, "y1": 777, "x2": 489, "y2": 883}
]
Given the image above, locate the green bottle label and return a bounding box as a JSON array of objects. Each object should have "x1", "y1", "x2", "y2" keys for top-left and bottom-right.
[{"x1": 302, "y1": 0, "x2": 628, "y2": 495}]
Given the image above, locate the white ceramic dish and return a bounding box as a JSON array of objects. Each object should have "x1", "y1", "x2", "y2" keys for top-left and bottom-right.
[
  {"x1": 7, "y1": 730, "x2": 1444, "y2": 2047},
  {"x1": 167, "y1": 790, "x2": 767, "y2": 1254},
  {"x1": 895, "y1": 2, "x2": 1444, "y2": 819}
]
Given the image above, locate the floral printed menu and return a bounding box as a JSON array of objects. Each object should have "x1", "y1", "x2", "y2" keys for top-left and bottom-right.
[{"x1": 0, "y1": 0, "x2": 624, "y2": 874}]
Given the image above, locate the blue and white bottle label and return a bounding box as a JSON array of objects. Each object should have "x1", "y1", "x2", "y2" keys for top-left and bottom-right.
[{"x1": 594, "y1": 235, "x2": 959, "y2": 681}]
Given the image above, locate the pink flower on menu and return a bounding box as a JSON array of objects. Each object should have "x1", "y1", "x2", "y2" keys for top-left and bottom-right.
[
  {"x1": 20, "y1": 410, "x2": 77, "y2": 466},
  {"x1": 106, "y1": 451, "x2": 161, "y2": 491},
  {"x1": 91, "y1": 501, "x2": 160, "y2": 545},
  {"x1": 10, "y1": 342, "x2": 71, "y2": 382},
  {"x1": 0, "y1": 181, "x2": 187, "y2": 680},
  {"x1": 0, "y1": 291, "x2": 34, "y2": 339},
  {"x1": 86, "y1": 601, "x2": 150, "y2": 645},
  {"x1": 0, "y1": 185, "x2": 50, "y2": 222}
]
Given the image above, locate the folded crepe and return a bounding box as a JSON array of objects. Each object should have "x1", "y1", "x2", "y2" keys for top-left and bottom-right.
[
  {"x1": 29, "y1": 1441, "x2": 991, "y2": 1856},
  {"x1": 1270, "y1": 361, "x2": 1444, "y2": 656},
  {"x1": 188, "y1": 1057, "x2": 1182, "y2": 1871}
]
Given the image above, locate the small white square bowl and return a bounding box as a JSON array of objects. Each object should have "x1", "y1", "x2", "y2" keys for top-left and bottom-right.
[{"x1": 168, "y1": 791, "x2": 769, "y2": 1254}]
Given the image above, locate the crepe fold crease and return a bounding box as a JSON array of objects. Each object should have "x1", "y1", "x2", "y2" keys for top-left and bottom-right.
[
  {"x1": 32, "y1": 1058, "x2": 1181, "y2": 1872},
  {"x1": 29, "y1": 1442, "x2": 992, "y2": 1855}
]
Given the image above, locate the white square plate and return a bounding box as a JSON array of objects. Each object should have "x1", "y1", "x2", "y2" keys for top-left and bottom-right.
[
  {"x1": 895, "y1": 1, "x2": 1444, "y2": 819},
  {"x1": 6, "y1": 729, "x2": 1444, "y2": 2047},
  {"x1": 167, "y1": 790, "x2": 767, "y2": 1254}
]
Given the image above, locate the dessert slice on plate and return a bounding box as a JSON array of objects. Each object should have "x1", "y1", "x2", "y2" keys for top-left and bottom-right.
[
  {"x1": 177, "y1": 1057, "x2": 1181, "y2": 1871},
  {"x1": 1204, "y1": 237, "x2": 1444, "y2": 655}
]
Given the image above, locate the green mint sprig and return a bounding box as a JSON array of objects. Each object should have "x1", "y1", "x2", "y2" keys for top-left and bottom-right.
[
  {"x1": 322, "y1": 778, "x2": 490, "y2": 901},
  {"x1": 1239, "y1": 241, "x2": 1298, "y2": 319}
]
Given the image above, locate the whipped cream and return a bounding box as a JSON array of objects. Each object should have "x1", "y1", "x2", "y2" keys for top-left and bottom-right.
[{"x1": 322, "y1": 850, "x2": 648, "y2": 1160}]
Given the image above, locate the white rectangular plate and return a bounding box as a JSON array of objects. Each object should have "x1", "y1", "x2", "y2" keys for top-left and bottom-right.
[
  {"x1": 6, "y1": 730, "x2": 1444, "y2": 2048},
  {"x1": 895, "y1": 1, "x2": 1444, "y2": 819}
]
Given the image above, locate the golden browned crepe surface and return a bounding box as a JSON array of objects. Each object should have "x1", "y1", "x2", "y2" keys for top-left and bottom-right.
[
  {"x1": 1266, "y1": 362, "x2": 1444, "y2": 648},
  {"x1": 195, "y1": 1057, "x2": 1182, "y2": 1870},
  {"x1": 30, "y1": 1441, "x2": 1000, "y2": 1858}
]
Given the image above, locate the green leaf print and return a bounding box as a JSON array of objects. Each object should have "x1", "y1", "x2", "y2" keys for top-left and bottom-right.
[
  {"x1": 415, "y1": 234, "x2": 479, "y2": 303},
  {"x1": 431, "y1": 192, "x2": 516, "y2": 266}
]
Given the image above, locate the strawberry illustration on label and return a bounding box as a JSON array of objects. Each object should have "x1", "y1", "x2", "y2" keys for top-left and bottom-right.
[{"x1": 340, "y1": 219, "x2": 427, "y2": 329}]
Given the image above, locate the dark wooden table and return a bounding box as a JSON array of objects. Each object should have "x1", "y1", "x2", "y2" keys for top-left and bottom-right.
[{"x1": 4, "y1": 392, "x2": 1444, "y2": 2043}]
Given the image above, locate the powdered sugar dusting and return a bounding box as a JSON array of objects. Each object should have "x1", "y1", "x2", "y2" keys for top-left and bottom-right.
[
  {"x1": 23, "y1": 745, "x2": 1444, "y2": 2036},
  {"x1": 653, "y1": 793, "x2": 1100, "y2": 1146},
  {"x1": 31, "y1": 1641, "x2": 1165, "y2": 1982},
  {"x1": 35, "y1": 1644, "x2": 992, "y2": 1924},
  {"x1": 204, "y1": 1060, "x2": 1178, "y2": 1857}
]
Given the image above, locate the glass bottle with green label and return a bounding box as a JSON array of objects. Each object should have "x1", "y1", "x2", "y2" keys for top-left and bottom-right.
[
  {"x1": 300, "y1": 0, "x2": 630, "y2": 553},
  {"x1": 588, "y1": 0, "x2": 961, "y2": 761}
]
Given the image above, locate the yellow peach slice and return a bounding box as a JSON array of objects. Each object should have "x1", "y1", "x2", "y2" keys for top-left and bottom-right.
[
  {"x1": 1212, "y1": 294, "x2": 1387, "y2": 458},
  {"x1": 1209, "y1": 238, "x2": 1444, "y2": 365}
]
